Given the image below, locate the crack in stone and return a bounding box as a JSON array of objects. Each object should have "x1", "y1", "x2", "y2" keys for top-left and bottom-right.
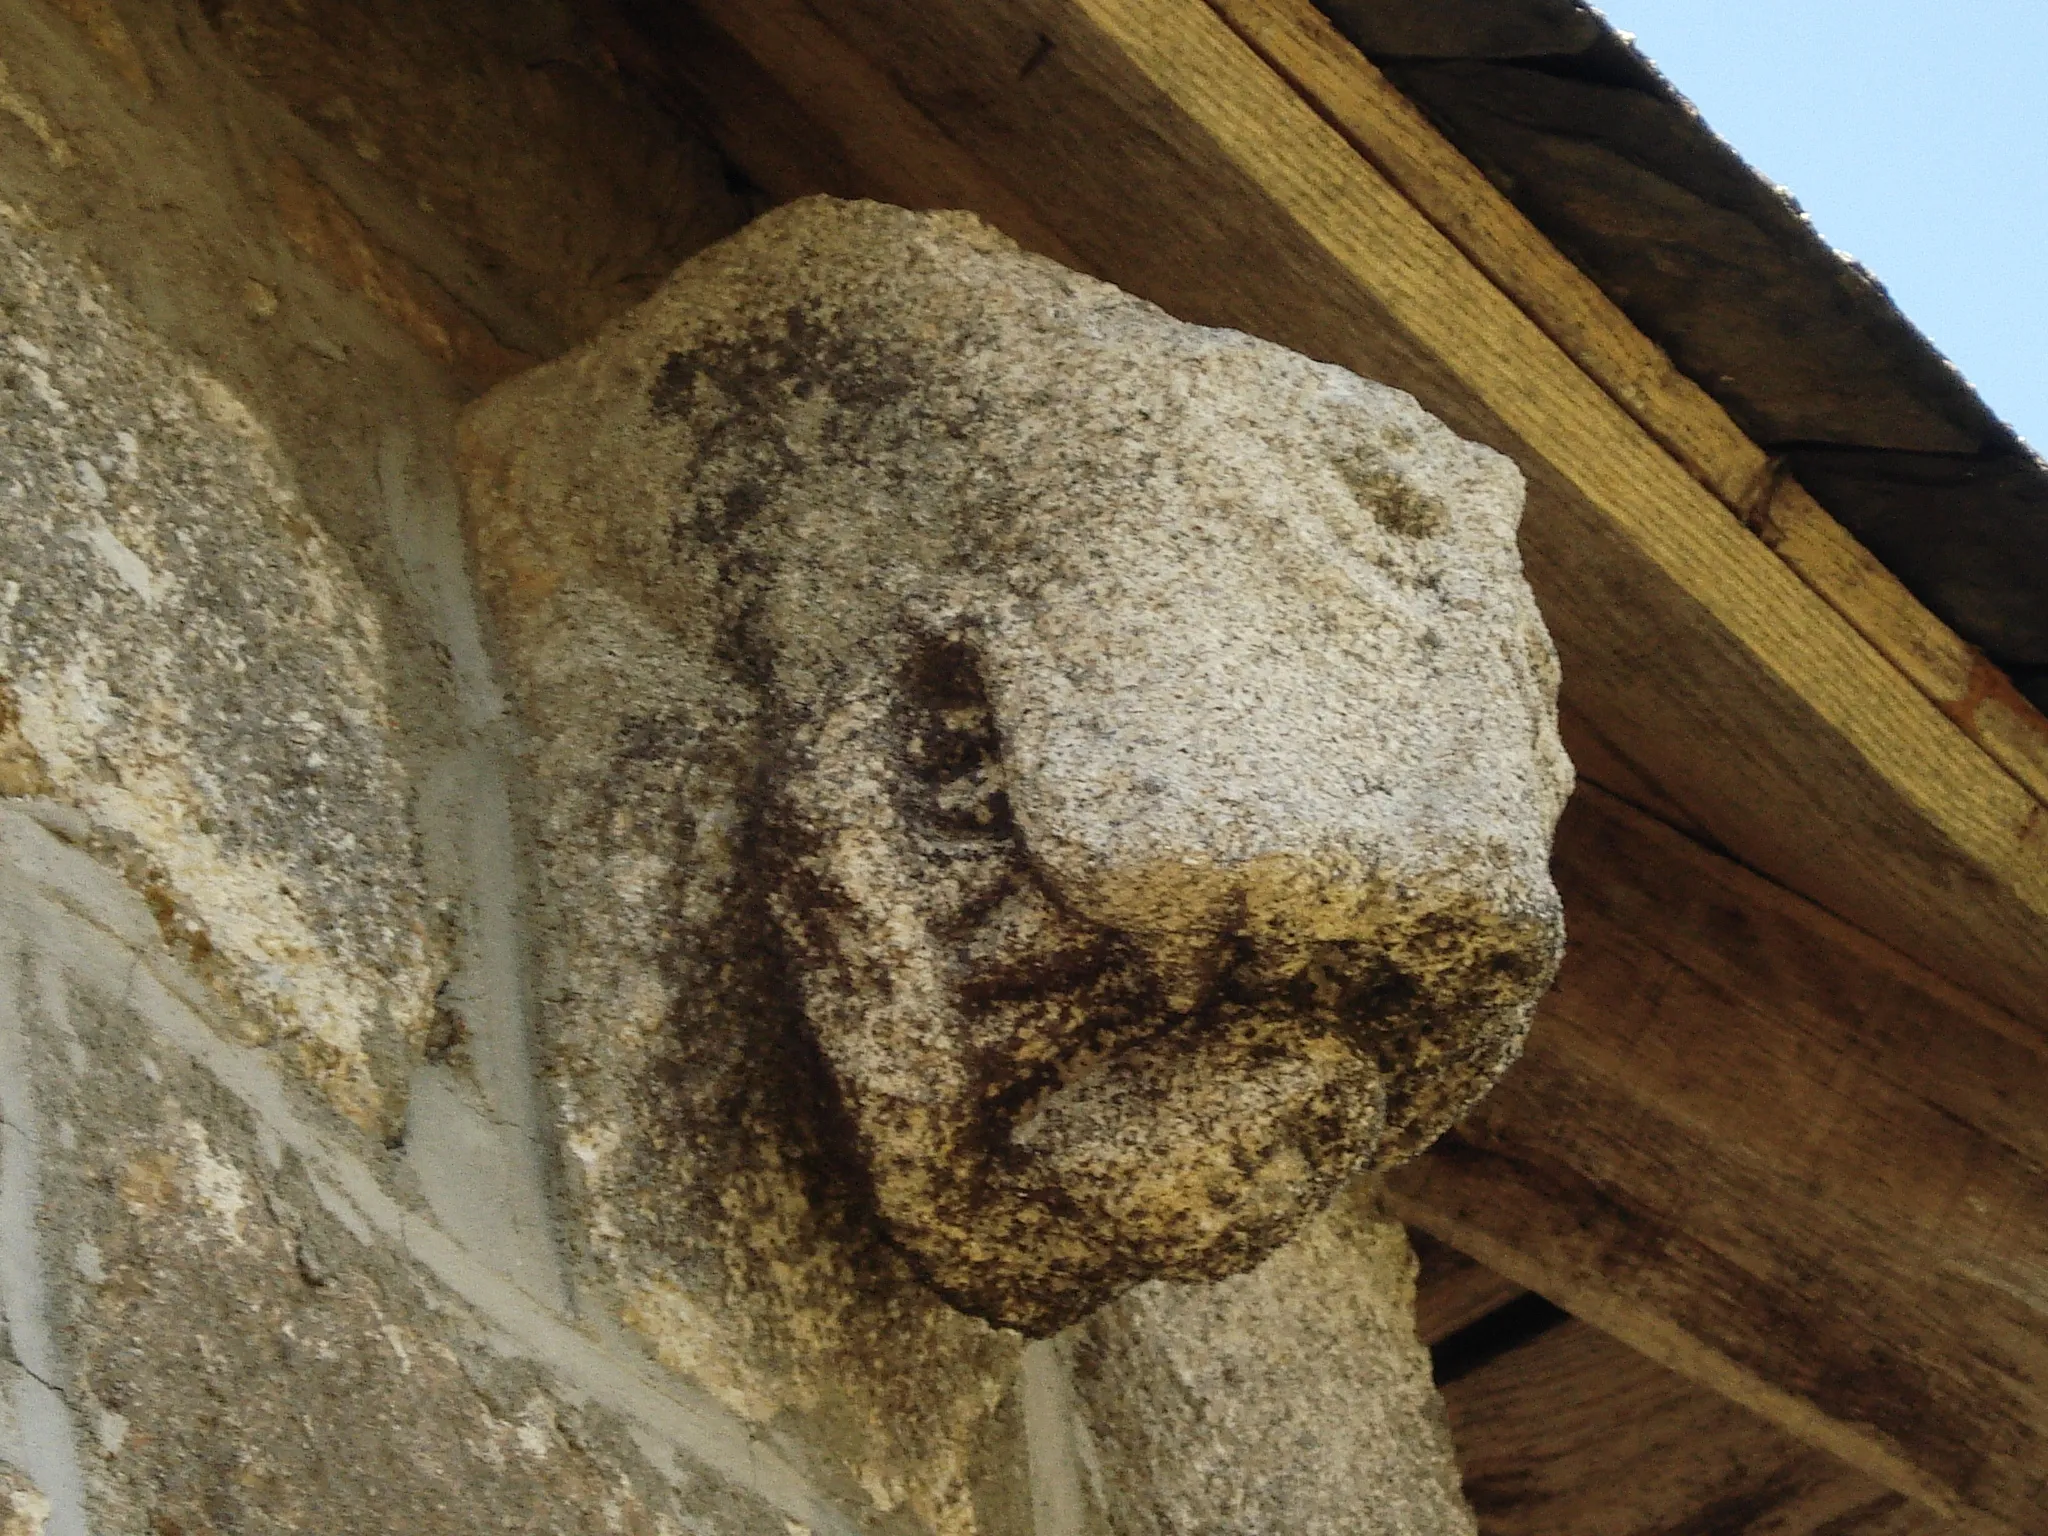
[{"x1": 6, "y1": 1350, "x2": 69, "y2": 1403}]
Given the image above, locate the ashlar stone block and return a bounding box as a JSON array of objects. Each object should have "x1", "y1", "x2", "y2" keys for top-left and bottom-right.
[{"x1": 0, "y1": 207, "x2": 436, "y2": 1136}]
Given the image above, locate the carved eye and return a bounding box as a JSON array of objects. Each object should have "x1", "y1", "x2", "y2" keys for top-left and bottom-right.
[{"x1": 901, "y1": 635, "x2": 1015, "y2": 841}]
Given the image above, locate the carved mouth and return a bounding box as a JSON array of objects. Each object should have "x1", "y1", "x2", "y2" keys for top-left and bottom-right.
[
  {"x1": 956, "y1": 918, "x2": 1395, "y2": 1176},
  {"x1": 1007, "y1": 1000, "x2": 1378, "y2": 1157},
  {"x1": 891, "y1": 623, "x2": 1543, "y2": 1199},
  {"x1": 985, "y1": 980, "x2": 1389, "y2": 1298},
  {"x1": 866, "y1": 623, "x2": 1533, "y2": 1323}
]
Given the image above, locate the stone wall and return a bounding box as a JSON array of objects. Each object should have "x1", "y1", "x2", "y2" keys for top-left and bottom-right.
[{"x1": 0, "y1": 3, "x2": 1525, "y2": 1532}]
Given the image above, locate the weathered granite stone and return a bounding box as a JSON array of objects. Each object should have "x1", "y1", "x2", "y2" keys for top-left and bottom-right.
[
  {"x1": 42, "y1": 998, "x2": 715, "y2": 1536},
  {"x1": 0, "y1": 10, "x2": 1058, "y2": 1534},
  {"x1": 1069, "y1": 1186, "x2": 1477, "y2": 1536},
  {"x1": 0, "y1": 205, "x2": 436, "y2": 1135},
  {"x1": 460, "y1": 197, "x2": 1569, "y2": 1337}
]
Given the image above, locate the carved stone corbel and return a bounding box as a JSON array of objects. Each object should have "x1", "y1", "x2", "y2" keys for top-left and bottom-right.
[{"x1": 459, "y1": 196, "x2": 1569, "y2": 1335}]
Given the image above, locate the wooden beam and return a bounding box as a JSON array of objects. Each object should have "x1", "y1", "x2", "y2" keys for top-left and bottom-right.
[
  {"x1": 578, "y1": 0, "x2": 869, "y2": 205},
  {"x1": 655, "y1": 0, "x2": 2048, "y2": 828},
  {"x1": 1441, "y1": 1318, "x2": 1951, "y2": 1536},
  {"x1": 697, "y1": 0, "x2": 2048, "y2": 1033},
  {"x1": 1391, "y1": 786, "x2": 2048, "y2": 1530},
  {"x1": 661, "y1": 0, "x2": 1081, "y2": 264}
]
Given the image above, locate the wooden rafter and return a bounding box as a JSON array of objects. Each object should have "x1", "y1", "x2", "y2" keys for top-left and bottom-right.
[
  {"x1": 1437, "y1": 1313, "x2": 1949, "y2": 1536},
  {"x1": 1201, "y1": 0, "x2": 2048, "y2": 813},
  {"x1": 1393, "y1": 788, "x2": 2048, "y2": 1528}
]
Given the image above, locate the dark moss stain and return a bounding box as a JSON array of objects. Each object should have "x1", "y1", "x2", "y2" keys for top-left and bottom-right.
[
  {"x1": 594, "y1": 700, "x2": 919, "y2": 1379},
  {"x1": 649, "y1": 301, "x2": 928, "y2": 534},
  {"x1": 647, "y1": 305, "x2": 951, "y2": 707}
]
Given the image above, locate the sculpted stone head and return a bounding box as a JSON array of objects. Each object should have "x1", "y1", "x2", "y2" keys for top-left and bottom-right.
[{"x1": 461, "y1": 198, "x2": 1570, "y2": 1334}]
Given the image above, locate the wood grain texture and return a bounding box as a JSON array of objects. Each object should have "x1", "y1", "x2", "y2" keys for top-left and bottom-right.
[
  {"x1": 579, "y1": 0, "x2": 866, "y2": 204},
  {"x1": 726, "y1": 0, "x2": 2048, "y2": 1033},
  {"x1": 1392, "y1": 786, "x2": 2048, "y2": 1531},
  {"x1": 682, "y1": 0, "x2": 1079, "y2": 264},
  {"x1": 1442, "y1": 1320, "x2": 1952, "y2": 1536}
]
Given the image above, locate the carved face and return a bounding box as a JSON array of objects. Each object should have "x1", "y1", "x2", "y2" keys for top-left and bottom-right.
[
  {"x1": 463, "y1": 198, "x2": 1570, "y2": 1334},
  {"x1": 759, "y1": 423, "x2": 1567, "y2": 1333}
]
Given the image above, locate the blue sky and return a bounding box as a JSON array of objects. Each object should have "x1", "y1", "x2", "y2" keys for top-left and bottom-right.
[{"x1": 1588, "y1": 0, "x2": 2048, "y2": 451}]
